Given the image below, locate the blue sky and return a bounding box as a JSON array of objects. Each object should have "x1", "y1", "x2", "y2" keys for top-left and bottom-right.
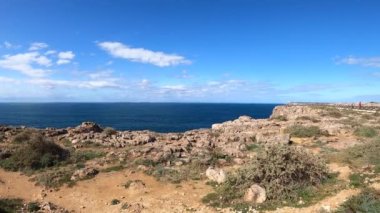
[{"x1": 0, "y1": 0, "x2": 380, "y2": 103}]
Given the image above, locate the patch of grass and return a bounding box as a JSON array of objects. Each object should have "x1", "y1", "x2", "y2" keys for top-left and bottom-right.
[
  {"x1": 32, "y1": 168, "x2": 75, "y2": 188},
  {"x1": 296, "y1": 116, "x2": 320, "y2": 123},
  {"x1": 246, "y1": 144, "x2": 261, "y2": 151},
  {"x1": 349, "y1": 173, "x2": 366, "y2": 188},
  {"x1": 285, "y1": 125, "x2": 329, "y2": 138},
  {"x1": 101, "y1": 164, "x2": 124, "y2": 172},
  {"x1": 327, "y1": 137, "x2": 380, "y2": 170},
  {"x1": 12, "y1": 129, "x2": 36, "y2": 143},
  {"x1": 70, "y1": 150, "x2": 105, "y2": 163},
  {"x1": 0, "y1": 198, "x2": 23, "y2": 213},
  {"x1": 335, "y1": 189, "x2": 380, "y2": 213},
  {"x1": 338, "y1": 118, "x2": 360, "y2": 128},
  {"x1": 354, "y1": 126, "x2": 378, "y2": 138},
  {"x1": 319, "y1": 107, "x2": 343, "y2": 118},
  {"x1": 146, "y1": 160, "x2": 207, "y2": 183},
  {"x1": 111, "y1": 199, "x2": 120, "y2": 205},
  {"x1": 202, "y1": 145, "x2": 329, "y2": 209},
  {"x1": 271, "y1": 115, "x2": 288, "y2": 121}
]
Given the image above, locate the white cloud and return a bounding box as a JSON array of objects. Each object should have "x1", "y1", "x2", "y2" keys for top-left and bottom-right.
[
  {"x1": 2, "y1": 41, "x2": 21, "y2": 49},
  {"x1": 3, "y1": 41, "x2": 12, "y2": 49},
  {"x1": 336, "y1": 56, "x2": 380, "y2": 68},
  {"x1": 0, "y1": 76, "x2": 19, "y2": 83},
  {"x1": 29, "y1": 42, "x2": 48, "y2": 51},
  {"x1": 0, "y1": 52, "x2": 52, "y2": 77},
  {"x1": 45, "y1": 50, "x2": 57, "y2": 55},
  {"x1": 28, "y1": 78, "x2": 123, "y2": 90},
  {"x1": 57, "y1": 51, "x2": 75, "y2": 65},
  {"x1": 98, "y1": 41, "x2": 191, "y2": 67}
]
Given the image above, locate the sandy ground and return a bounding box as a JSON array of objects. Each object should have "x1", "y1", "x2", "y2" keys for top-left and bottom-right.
[{"x1": 0, "y1": 169, "x2": 219, "y2": 213}]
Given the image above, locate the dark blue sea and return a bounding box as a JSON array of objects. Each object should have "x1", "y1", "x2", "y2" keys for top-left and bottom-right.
[{"x1": 0, "y1": 103, "x2": 279, "y2": 132}]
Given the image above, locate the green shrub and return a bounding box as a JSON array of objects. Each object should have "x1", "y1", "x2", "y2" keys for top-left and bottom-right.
[
  {"x1": 103, "y1": 127, "x2": 117, "y2": 136},
  {"x1": 271, "y1": 115, "x2": 288, "y2": 121},
  {"x1": 0, "y1": 198, "x2": 23, "y2": 213},
  {"x1": 285, "y1": 125, "x2": 329, "y2": 138},
  {"x1": 296, "y1": 116, "x2": 320, "y2": 123},
  {"x1": 320, "y1": 108, "x2": 342, "y2": 118},
  {"x1": 12, "y1": 129, "x2": 37, "y2": 143},
  {"x1": 349, "y1": 173, "x2": 366, "y2": 188},
  {"x1": 27, "y1": 202, "x2": 41, "y2": 212},
  {"x1": 33, "y1": 168, "x2": 75, "y2": 188},
  {"x1": 111, "y1": 199, "x2": 120, "y2": 205},
  {"x1": 203, "y1": 145, "x2": 329, "y2": 207},
  {"x1": 335, "y1": 189, "x2": 380, "y2": 213},
  {"x1": 0, "y1": 134, "x2": 69, "y2": 171},
  {"x1": 70, "y1": 150, "x2": 105, "y2": 163},
  {"x1": 354, "y1": 126, "x2": 378, "y2": 138}
]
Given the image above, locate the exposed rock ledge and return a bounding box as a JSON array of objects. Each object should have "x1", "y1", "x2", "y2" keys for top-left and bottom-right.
[{"x1": 0, "y1": 104, "x2": 375, "y2": 166}]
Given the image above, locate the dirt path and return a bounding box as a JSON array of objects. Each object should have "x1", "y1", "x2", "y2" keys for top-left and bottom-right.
[
  {"x1": 0, "y1": 169, "x2": 42, "y2": 201},
  {"x1": 0, "y1": 169, "x2": 217, "y2": 213}
]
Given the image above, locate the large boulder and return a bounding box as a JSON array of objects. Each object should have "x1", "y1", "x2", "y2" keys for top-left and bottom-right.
[
  {"x1": 244, "y1": 184, "x2": 266, "y2": 204},
  {"x1": 72, "y1": 122, "x2": 103, "y2": 134},
  {"x1": 205, "y1": 167, "x2": 226, "y2": 184}
]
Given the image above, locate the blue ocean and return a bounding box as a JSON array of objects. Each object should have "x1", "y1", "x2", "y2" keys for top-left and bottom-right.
[{"x1": 0, "y1": 103, "x2": 279, "y2": 132}]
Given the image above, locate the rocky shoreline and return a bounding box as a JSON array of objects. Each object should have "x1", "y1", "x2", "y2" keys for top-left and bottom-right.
[{"x1": 1, "y1": 103, "x2": 380, "y2": 212}]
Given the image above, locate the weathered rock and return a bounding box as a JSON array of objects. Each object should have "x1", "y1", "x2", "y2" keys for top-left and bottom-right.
[
  {"x1": 205, "y1": 167, "x2": 226, "y2": 183},
  {"x1": 72, "y1": 122, "x2": 103, "y2": 134},
  {"x1": 71, "y1": 167, "x2": 99, "y2": 181},
  {"x1": 244, "y1": 184, "x2": 266, "y2": 204}
]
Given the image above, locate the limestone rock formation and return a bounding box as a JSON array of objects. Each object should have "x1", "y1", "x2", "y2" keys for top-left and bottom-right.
[{"x1": 205, "y1": 167, "x2": 226, "y2": 183}]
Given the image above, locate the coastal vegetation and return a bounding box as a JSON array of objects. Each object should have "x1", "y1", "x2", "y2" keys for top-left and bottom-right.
[
  {"x1": 202, "y1": 144, "x2": 332, "y2": 210},
  {"x1": 285, "y1": 125, "x2": 329, "y2": 138}
]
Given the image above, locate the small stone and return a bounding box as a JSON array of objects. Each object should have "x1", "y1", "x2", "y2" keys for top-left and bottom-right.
[{"x1": 244, "y1": 184, "x2": 266, "y2": 204}]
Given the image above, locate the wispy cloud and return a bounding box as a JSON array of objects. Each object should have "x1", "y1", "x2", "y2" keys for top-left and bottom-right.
[
  {"x1": 0, "y1": 52, "x2": 52, "y2": 77},
  {"x1": 0, "y1": 76, "x2": 19, "y2": 83},
  {"x1": 57, "y1": 51, "x2": 75, "y2": 65},
  {"x1": 98, "y1": 41, "x2": 191, "y2": 67},
  {"x1": 335, "y1": 56, "x2": 380, "y2": 68},
  {"x1": 29, "y1": 42, "x2": 48, "y2": 51},
  {"x1": 2, "y1": 41, "x2": 21, "y2": 49}
]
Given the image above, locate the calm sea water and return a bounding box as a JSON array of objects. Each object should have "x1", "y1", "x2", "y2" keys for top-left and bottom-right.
[{"x1": 0, "y1": 103, "x2": 279, "y2": 132}]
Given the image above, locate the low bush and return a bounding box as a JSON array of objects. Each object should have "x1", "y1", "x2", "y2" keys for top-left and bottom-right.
[
  {"x1": 111, "y1": 199, "x2": 120, "y2": 205},
  {"x1": 354, "y1": 126, "x2": 378, "y2": 138},
  {"x1": 0, "y1": 133, "x2": 69, "y2": 171},
  {"x1": 12, "y1": 129, "x2": 36, "y2": 143},
  {"x1": 70, "y1": 150, "x2": 105, "y2": 163},
  {"x1": 103, "y1": 127, "x2": 117, "y2": 136},
  {"x1": 271, "y1": 115, "x2": 288, "y2": 121},
  {"x1": 27, "y1": 202, "x2": 41, "y2": 212},
  {"x1": 0, "y1": 198, "x2": 23, "y2": 213},
  {"x1": 203, "y1": 145, "x2": 329, "y2": 207},
  {"x1": 146, "y1": 160, "x2": 208, "y2": 183},
  {"x1": 335, "y1": 189, "x2": 380, "y2": 213},
  {"x1": 285, "y1": 125, "x2": 329, "y2": 138},
  {"x1": 32, "y1": 168, "x2": 75, "y2": 188},
  {"x1": 296, "y1": 116, "x2": 320, "y2": 123}
]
